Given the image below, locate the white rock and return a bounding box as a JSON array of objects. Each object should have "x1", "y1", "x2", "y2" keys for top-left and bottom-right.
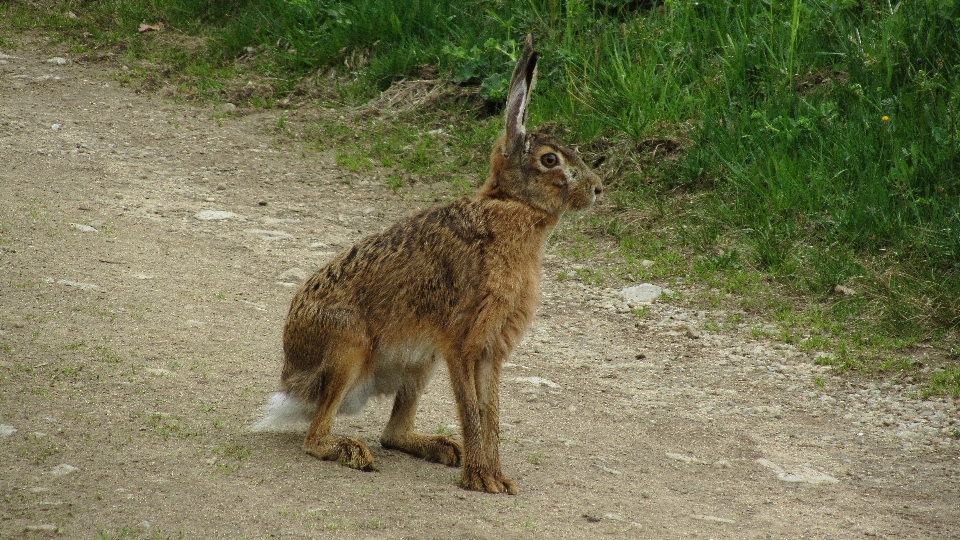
[
  {"x1": 49, "y1": 464, "x2": 79, "y2": 476},
  {"x1": 592, "y1": 463, "x2": 622, "y2": 475},
  {"x1": 195, "y1": 210, "x2": 237, "y2": 221},
  {"x1": 0, "y1": 424, "x2": 16, "y2": 437},
  {"x1": 756, "y1": 458, "x2": 838, "y2": 484},
  {"x1": 70, "y1": 223, "x2": 98, "y2": 233},
  {"x1": 278, "y1": 268, "x2": 307, "y2": 282},
  {"x1": 24, "y1": 524, "x2": 59, "y2": 533},
  {"x1": 46, "y1": 57, "x2": 69, "y2": 65},
  {"x1": 640, "y1": 259, "x2": 655, "y2": 268},
  {"x1": 621, "y1": 283, "x2": 672, "y2": 305},
  {"x1": 692, "y1": 514, "x2": 735, "y2": 524},
  {"x1": 244, "y1": 229, "x2": 293, "y2": 241},
  {"x1": 666, "y1": 452, "x2": 708, "y2": 464},
  {"x1": 512, "y1": 376, "x2": 561, "y2": 389},
  {"x1": 55, "y1": 279, "x2": 98, "y2": 290},
  {"x1": 264, "y1": 218, "x2": 302, "y2": 224}
]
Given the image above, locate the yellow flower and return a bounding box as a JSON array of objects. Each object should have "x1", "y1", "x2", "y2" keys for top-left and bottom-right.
[{"x1": 881, "y1": 115, "x2": 889, "y2": 122}]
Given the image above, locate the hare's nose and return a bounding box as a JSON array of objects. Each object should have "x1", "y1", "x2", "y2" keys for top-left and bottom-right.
[{"x1": 594, "y1": 185, "x2": 603, "y2": 196}]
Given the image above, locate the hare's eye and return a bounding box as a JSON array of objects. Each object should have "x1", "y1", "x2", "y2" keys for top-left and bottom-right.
[{"x1": 540, "y1": 153, "x2": 559, "y2": 168}]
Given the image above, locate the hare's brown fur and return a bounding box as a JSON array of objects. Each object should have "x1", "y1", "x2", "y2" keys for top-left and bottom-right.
[{"x1": 268, "y1": 35, "x2": 601, "y2": 494}]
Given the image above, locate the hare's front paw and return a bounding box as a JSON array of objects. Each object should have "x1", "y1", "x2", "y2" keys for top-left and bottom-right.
[
  {"x1": 426, "y1": 435, "x2": 463, "y2": 467},
  {"x1": 304, "y1": 436, "x2": 377, "y2": 472},
  {"x1": 460, "y1": 468, "x2": 517, "y2": 495},
  {"x1": 381, "y1": 434, "x2": 463, "y2": 467}
]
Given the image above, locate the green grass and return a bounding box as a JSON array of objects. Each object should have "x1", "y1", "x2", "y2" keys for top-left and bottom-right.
[
  {"x1": 922, "y1": 369, "x2": 960, "y2": 399},
  {"x1": 4, "y1": 0, "x2": 958, "y2": 395},
  {"x1": 211, "y1": 442, "x2": 252, "y2": 473},
  {"x1": 92, "y1": 345, "x2": 123, "y2": 364}
]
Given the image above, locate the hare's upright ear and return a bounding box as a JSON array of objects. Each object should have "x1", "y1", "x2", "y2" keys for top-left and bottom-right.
[{"x1": 503, "y1": 34, "x2": 538, "y2": 156}]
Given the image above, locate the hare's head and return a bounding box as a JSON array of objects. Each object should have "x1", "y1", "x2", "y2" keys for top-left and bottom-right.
[{"x1": 480, "y1": 34, "x2": 602, "y2": 216}]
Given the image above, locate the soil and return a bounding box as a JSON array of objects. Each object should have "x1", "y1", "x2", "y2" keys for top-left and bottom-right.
[{"x1": 1, "y1": 35, "x2": 958, "y2": 539}]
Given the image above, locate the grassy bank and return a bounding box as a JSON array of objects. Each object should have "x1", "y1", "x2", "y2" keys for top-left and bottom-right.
[{"x1": 4, "y1": 0, "x2": 958, "y2": 395}]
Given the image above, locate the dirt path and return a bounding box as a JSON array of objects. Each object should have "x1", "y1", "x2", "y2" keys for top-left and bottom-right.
[{"x1": 2, "y1": 36, "x2": 958, "y2": 540}]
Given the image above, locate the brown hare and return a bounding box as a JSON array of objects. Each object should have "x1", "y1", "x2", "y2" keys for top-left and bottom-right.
[{"x1": 253, "y1": 34, "x2": 601, "y2": 494}]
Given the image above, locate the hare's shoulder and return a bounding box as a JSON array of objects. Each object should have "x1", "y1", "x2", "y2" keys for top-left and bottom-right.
[
  {"x1": 397, "y1": 197, "x2": 493, "y2": 245},
  {"x1": 341, "y1": 198, "x2": 491, "y2": 259},
  {"x1": 312, "y1": 198, "x2": 490, "y2": 281}
]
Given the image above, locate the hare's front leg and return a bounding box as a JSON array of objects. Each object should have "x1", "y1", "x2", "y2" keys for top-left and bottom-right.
[
  {"x1": 449, "y1": 355, "x2": 517, "y2": 495},
  {"x1": 380, "y1": 384, "x2": 463, "y2": 467}
]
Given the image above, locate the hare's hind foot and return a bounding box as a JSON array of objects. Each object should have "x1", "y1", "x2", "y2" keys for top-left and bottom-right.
[
  {"x1": 460, "y1": 468, "x2": 518, "y2": 495},
  {"x1": 303, "y1": 436, "x2": 378, "y2": 472},
  {"x1": 381, "y1": 434, "x2": 463, "y2": 467}
]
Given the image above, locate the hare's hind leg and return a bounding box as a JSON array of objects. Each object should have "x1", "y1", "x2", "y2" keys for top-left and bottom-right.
[
  {"x1": 293, "y1": 338, "x2": 377, "y2": 471},
  {"x1": 380, "y1": 384, "x2": 463, "y2": 467}
]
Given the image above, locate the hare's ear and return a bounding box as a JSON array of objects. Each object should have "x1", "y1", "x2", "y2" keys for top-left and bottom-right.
[{"x1": 504, "y1": 34, "x2": 538, "y2": 155}]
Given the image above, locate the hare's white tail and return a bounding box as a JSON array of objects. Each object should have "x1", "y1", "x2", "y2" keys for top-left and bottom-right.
[{"x1": 249, "y1": 392, "x2": 314, "y2": 432}]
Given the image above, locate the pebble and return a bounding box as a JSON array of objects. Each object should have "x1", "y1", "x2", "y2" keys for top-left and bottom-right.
[
  {"x1": 49, "y1": 463, "x2": 79, "y2": 476},
  {"x1": 46, "y1": 278, "x2": 98, "y2": 290},
  {"x1": 512, "y1": 376, "x2": 561, "y2": 389},
  {"x1": 756, "y1": 458, "x2": 838, "y2": 484},
  {"x1": 621, "y1": 283, "x2": 671, "y2": 306},
  {"x1": 194, "y1": 210, "x2": 237, "y2": 221},
  {"x1": 277, "y1": 268, "x2": 307, "y2": 282},
  {"x1": 592, "y1": 463, "x2": 623, "y2": 475},
  {"x1": 814, "y1": 351, "x2": 835, "y2": 362},
  {"x1": 70, "y1": 222, "x2": 98, "y2": 233},
  {"x1": 833, "y1": 284, "x2": 856, "y2": 296},
  {"x1": 0, "y1": 424, "x2": 16, "y2": 437},
  {"x1": 265, "y1": 218, "x2": 302, "y2": 225},
  {"x1": 692, "y1": 514, "x2": 735, "y2": 524},
  {"x1": 666, "y1": 452, "x2": 707, "y2": 464},
  {"x1": 244, "y1": 229, "x2": 294, "y2": 241},
  {"x1": 46, "y1": 57, "x2": 69, "y2": 65},
  {"x1": 24, "y1": 524, "x2": 59, "y2": 533}
]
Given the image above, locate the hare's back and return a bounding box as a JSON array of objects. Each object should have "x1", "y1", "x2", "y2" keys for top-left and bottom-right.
[{"x1": 298, "y1": 198, "x2": 490, "y2": 324}]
